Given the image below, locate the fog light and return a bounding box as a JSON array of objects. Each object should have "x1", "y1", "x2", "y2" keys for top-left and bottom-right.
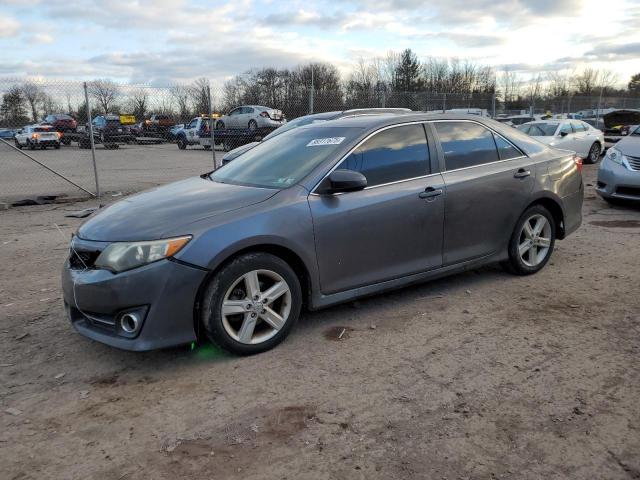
[{"x1": 120, "y1": 312, "x2": 140, "y2": 334}]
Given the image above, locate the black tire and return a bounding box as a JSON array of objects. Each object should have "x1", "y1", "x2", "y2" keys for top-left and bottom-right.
[
  {"x1": 503, "y1": 204, "x2": 556, "y2": 275},
  {"x1": 216, "y1": 121, "x2": 225, "y2": 130},
  {"x1": 28, "y1": 140, "x2": 36, "y2": 150},
  {"x1": 54, "y1": 143, "x2": 60, "y2": 149},
  {"x1": 203, "y1": 144, "x2": 211, "y2": 150},
  {"x1": 248, "y1": 119, "x2": 257, "y2": 131},
  {"x1": 201, "y1": 253, "x2": 302, "y2": 355},
  {"x1": 14, "y1": 139, "x2": 22, "y2": 150},
  {"x1": 61, "y1": 137, "x2": 71, "y2": 145},
  {"x1": 223, "y1": 138, "x2": 232, "y2": 152},
  {"x1": 177, "y1": 136, "x2": 187, "y2": 150},
  {"x1": 584, "y1": 142, "x2": 601, "y2": 164}
]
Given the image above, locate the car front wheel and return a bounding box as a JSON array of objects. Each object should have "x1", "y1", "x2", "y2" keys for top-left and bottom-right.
[
  {"x1": 503, "y1": 205, "x2": 556, "y2": 275},
  {"x1": 585, "y1": 142, "x2": 601, "y2": 164},
  {"x1": 201, "y1": 253, "x2": 302, "y2": 355}
]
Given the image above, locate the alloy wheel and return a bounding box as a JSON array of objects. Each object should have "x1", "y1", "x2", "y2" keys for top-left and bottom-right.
[
  {"x1": 589, "y1": 143, "x2": 601, "y2": 163},
  {"x1": 518, "y1": 214, "x2": 552, "y2": 267},
  {"x1": 221, "y1": 269, "x2": 292, "y2": 345}
]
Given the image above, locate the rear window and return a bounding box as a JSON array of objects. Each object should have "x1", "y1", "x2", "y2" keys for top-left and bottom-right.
[
  {"x1": 34, "y1": 127, "x2": 52, "y2": 132},
  {"x1": 434, "y1": 121, "x2": 499, "y2": 170}
]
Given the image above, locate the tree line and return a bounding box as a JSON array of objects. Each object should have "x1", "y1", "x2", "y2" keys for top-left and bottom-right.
[{"x1": 2, "y1": 48, "x2": 640, "y2": 127}]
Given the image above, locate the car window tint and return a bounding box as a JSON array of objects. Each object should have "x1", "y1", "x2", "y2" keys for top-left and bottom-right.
[
  {"x1": 434, "y1": 121, "x2": 499, "y2": 170},
  {"x1": 338, "y1": 124, "x2": 429, "y2": 187},
  {"x1": 494, "y1": 134, "x2": 523, "y2": 160}
]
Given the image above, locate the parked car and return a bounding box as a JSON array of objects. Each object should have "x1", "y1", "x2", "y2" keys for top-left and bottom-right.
[
  {"x1": 222, "y1": 108, "x2": 412, "y2": 164},
  {"x1": 0, "y1": 128, "x2": 16, "y2": 139},
  {"x1": 43, "y1": 114, "x2": 77, "y2": 133},
  {"x1": 62, "y1": 113, "x2": 583, "y2": 355},
  {"x1": 88, "y1": 114, "x2": 136, "y2": 148},
  {"x1": 14, "y1": 125, "x2": 60, "y2": 149},
  {"x1": 517, "y1": 119, "x2": 604, "y2": 164},
  {"x1": 596, "y1": 125, "x2": 640, "y2": 203},
  {"x1": 143, "y1": 114, "x2": 174, "y2": 136},
  {"x1": 216, "y1": 105, "x2": 285, "y2": 131}
]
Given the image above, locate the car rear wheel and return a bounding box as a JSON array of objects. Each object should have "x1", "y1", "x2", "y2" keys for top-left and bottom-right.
[
  {"x1": 503, "y1": 205, "x2": 556, "y2": 275},
  {"x1": 54, "y1": 143, "x2": 60, "y2": 149},
  {"x1": 201, "y1": 253, "x2": 302, "y2": 355},
  {"x1": 248, "y1": 119, "x2": 258, "y2": 131},
  {"x1": 585, "y1": 142, "x2": 601, "y2": 164},
  {"x1": 177, "y1": 136, "x2": 187, "y2": 150},
  {"x1": 223, "y1": 138, "x2": 233, "y2": 152},
  {"x1": 216, "y1": 121, "x2": 225, "y2": 130}
]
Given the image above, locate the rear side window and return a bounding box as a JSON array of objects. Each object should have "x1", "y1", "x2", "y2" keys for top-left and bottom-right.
[
  {"x1": 494, "y1": 134, "x2": 523, "y2": 160},
  {"x1": 559, "y1": 123, "x2": 572, "y2": 135},
  {"x1": 339, "y1": 124, "x2": 429, "y2": 187},
  {"x1": 434, "y1": 122, "x2": 499, "y2": 170},
  {"x1": 572, "y1": 122, "x2": 586, "y2": 132}
]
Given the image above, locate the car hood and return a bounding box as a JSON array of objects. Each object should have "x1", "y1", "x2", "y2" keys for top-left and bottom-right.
[
  {"x1": 616, "y1": 135, "x2": 640, "y2": 157},
  {"x1": 78, "y1": 176, "x2": 278, "y2": 242}
]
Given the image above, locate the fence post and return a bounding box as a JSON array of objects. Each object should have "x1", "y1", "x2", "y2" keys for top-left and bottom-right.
[
  {"x1": 491, "y1": 93, "x2": 496, "y2": 118},
  {"x1": 442, "y1": 93, "x2": 446, "y2": 113},
  {"x1": 381, "y1": 91, "x2": 386, "y2": 108},
  {"x1": 208, "y1": 84, "x2": 217, "y2": 169},
  {"x1": 309, "y1": 67, "x2": 314, "y2": 114},
  {"x1": 83, "y1": 82, "x2": 100, "y2": 198}
]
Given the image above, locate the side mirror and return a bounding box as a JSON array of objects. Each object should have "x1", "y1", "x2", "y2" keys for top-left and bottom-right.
[
  {"x1": 318, "y1": 169, "x2": 367, "y2": 194},
  {"x1": 560, "y1": 131, "x2": 569, "y2": 137}
]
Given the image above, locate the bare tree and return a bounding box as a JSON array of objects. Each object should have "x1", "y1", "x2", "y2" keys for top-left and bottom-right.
[
  {"x1": 189, "y1": 78, "x2": 210, "y2": 116},
  {"x1": 21, "y1": 82, "x2": 45, "y2": 122},
  {"x1": 129, "y1": 88, "x2": 149, "y2": 120},
  {"x1": 171, "y1": 84, "x2": 191, "y2": 122},
  {"x1": 88, "y1": 79, "x2": 119, "y2": 114}
]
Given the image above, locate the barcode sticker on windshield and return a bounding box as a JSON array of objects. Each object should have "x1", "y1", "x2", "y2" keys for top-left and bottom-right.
[{"x1": 306, "y1": 137, "x2": 345, "y2": 147}]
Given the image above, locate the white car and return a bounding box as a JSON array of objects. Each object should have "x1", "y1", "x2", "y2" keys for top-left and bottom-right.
[
  {"x1": 215, "y1": 105, "x2": 285, "y2": 131},
  {"x1": 14, "y1": 125, "x2": 61, "y2": 150},
  {"x1": 518, "y1": 119, "x2": 604, "y2": 164}
]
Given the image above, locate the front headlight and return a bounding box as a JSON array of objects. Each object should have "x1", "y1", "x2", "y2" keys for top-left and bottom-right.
[
  {"x1": 95, "y1": 235, "x2": 192, "y2": 273},
  {"x1": 605, "y1": 147, "x2": 625, "y2": 165}
]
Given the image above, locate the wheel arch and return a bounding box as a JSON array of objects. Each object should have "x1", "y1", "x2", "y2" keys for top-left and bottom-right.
[
  {"x1": 526, "y1": 195, "x2": 566, "y2": 239},
  {"x1": 192, "y1": 243, "x2": 313, "y2": 341}
]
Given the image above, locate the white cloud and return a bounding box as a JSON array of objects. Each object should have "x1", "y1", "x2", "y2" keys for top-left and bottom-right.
[
  {"x1": 0, "y1": 16, "x2": 20, "y2": 38},
  {"x1": 28, "y1": 33, "x2": 55, "y2": 44}
]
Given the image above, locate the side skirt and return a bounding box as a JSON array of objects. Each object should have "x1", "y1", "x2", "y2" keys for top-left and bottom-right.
[{"x1": 309, "y1": 252, "x2": 502, "y2": 310}]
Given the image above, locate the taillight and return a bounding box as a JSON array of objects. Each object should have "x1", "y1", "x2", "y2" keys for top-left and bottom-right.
[
  {"x1": 57, "y1": 132, "x2": 62, "y2": 139},
  {"x1": 32, "y1": 133, "x2": 39, "y2": 139},
  {"x1": 574, "y1": 154, "x2": 583, "y2": 174},
  {"x1": 260, "y1": 111, "x2": 269, "y2": 118}
]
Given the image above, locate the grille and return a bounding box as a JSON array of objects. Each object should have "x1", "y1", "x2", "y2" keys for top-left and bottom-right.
[
  {"x1": 69, "y1": 249, "x2": 101, "y2": 269},
  {"x1": 627, "y1": 155, "x2": 640, "y2": 171},
  {"x1": 616, "y1": 186, "x2": 640, "y2": 198}
]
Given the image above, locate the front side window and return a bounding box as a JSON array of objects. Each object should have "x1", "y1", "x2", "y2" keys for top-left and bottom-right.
[
  {"x1": 434, "y1": 121, "x2": 499, "y2": 170},
  {"x1": 572, "y1": 122, "x2": 586, "y2": 132},
  {"x1": 338, "y1": 124, "x2": 429, "y2": 187},
  {"x1": 559, "y1": 123, "x2": 572, "y2": 135},
  {"x1": 229, "y1": 108, "x2": 241, "y2": 116}
]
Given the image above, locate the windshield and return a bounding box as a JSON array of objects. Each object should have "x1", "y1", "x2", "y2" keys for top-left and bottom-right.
[
  {"x1": 262, "y1": 114, "x2": 335, "y2": 141},
  {"x1": 212, "y1": 125, "x2": 361, "y2": 189},
  {"x1": 518, "y1": 123, "x2": 558, "y2": 136},
  {"x1": 631, "y1": 125, "x2": 640, "y2": 136}
]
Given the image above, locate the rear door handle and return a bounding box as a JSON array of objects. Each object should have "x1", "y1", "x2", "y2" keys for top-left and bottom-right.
[
  {"x1": 514, "y1": 169, "x2": 531, "y2": 179},
  {"x1": 418, "y1": 186, "x2": 443, "y2": 200}
]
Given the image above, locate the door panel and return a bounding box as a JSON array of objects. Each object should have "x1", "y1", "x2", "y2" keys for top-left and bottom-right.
[
  {"x1": 442, "y1": 159, "x2": 534, "y2": 264},
  {"x1": 309, "y1": 175, "x2": 445, "y2": 294}
]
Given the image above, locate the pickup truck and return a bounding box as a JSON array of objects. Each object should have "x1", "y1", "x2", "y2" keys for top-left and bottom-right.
[
  {"x1": 176, "y1": 116, "x2": 213, "y2": 149},
  {"x1": 143, "y1": 114, "x2": 174, "y2": 136}
]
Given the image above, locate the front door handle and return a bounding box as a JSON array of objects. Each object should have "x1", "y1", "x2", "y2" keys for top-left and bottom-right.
[
  {"x1": 514, "y1": 169, "x2": 531, "y2": 179},
  {"x1": 418, "y1": 186, "x2": 443, "y2": 200}
]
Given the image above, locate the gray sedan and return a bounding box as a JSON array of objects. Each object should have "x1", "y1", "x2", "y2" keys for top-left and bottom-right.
[
  {"x1": 62, "y1": 114, "x2": 583, "y2": 355},
  {"x1": 596, "y1": 125, "x2": 640, "y2": 203}
]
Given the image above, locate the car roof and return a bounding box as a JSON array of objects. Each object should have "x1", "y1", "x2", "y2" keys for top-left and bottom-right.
[{"x1": 311, "y1": 112, "x2": 498, "y2": 129}]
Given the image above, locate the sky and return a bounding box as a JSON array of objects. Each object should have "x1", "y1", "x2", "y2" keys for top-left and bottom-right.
[{"x1": 0, "y1": 0, "x2": 639, "y2": 87}]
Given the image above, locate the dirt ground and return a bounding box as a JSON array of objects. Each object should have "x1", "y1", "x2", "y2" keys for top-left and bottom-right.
[{"x1": 1, "y1": 164, "x2": 639, "y2": 479}]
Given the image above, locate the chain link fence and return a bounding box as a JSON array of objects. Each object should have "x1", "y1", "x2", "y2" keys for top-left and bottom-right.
[{"x1": 2, "y1": 77, "x2": 640, "y2": 204}]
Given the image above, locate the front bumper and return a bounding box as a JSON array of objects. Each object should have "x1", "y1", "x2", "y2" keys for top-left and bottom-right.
[
  {"x1": 62, "y1": 257, "x2": 208, "y2": 351},
  {"x1": 596, "y1": 157, "x2": 640, "y2": 201}
]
